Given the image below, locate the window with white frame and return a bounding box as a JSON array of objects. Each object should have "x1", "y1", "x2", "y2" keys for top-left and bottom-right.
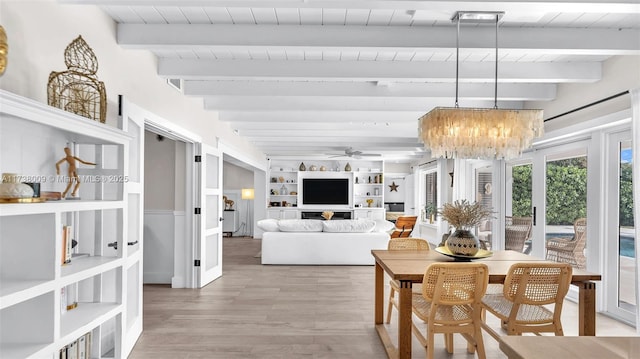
[{"x1": 425, "y1": 170, "x2": 437, "y2": 220}]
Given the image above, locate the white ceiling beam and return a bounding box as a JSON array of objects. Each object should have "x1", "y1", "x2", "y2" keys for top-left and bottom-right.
[
  {"x1": 119, "y1": 24, "x2": 640, "y2": 55},
  {"x1": 161, "y1": 59, "x2": 601, "y2": 83},
  {"x1": 63, "y1": 1, "x2": 640, "y2": 14},
  {"x1": 237, "y1": 127, "x2": 418, "y2": 137},
  {"x1": 250, "y1": 136, "x2": 424, "y2": 145},
  {"x1": 184, "y1": 81, "x2": 556, "y2": 100},
  {"x1": 203, "y1": 96, "x2": 522, "y2": 111},
  {"x1": 219, "y1": 110, "x2": 426, "y2": 123},
  {"x1": 258, "y1": 144, "x2": 425, "y2": 151}
]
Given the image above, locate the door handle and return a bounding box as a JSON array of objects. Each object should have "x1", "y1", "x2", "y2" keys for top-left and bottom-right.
[
  {"x1": 533, "y1": 207, "x2": 537, "y2": 226},
  {"x1": 220, "y1": 217, "x2": 224, "y2": 221}
]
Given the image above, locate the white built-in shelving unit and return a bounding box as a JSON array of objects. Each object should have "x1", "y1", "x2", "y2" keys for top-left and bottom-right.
[
  {"x1": 267, "y1": 159, "x2": 386, "y2": 220},
  {"x1": 0, "y1": 90, "x2": 142, "y2": 359}
]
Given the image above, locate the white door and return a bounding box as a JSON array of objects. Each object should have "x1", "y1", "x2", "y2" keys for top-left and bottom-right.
[
  {"x1": 604, "y1": 129, "x2": 636, "y2": 325},
  {"x1": 118, "y1": 97, "x2": 144, "y2": 357},
  {"x1": 195, "y1": 143, "x2": 224, "y2": 287}
]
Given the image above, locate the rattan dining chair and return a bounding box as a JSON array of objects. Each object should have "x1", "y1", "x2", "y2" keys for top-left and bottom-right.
[
  {"x1": 545, "y1": 218, "x2": 587, "y2": 268},
  {"x1": 481, "y1": 262, "x2": 572, "y2": 340},
  {"x1": 385, "y1": 237, "x2": 430, "y2": 324},
  {"x1": 411, "y1": 262, "x2": 489, "y2": 359}
]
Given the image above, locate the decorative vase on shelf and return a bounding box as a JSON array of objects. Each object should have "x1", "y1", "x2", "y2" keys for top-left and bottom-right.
[
  {"x1": 309, "y1": 164, "x2": 317, "y2": 171},
  {"x1": 299, "y1": 162, "x2": 306, "y2": 171},
  {"x1": 445, "y1": 228, "x2": 480, "y2": 256},
  {"x1": 345, "y1": 163, "x2": 351, "y2": 172},
  {"x1": 280, "y1": 184, "x2": 288, "y2": 195}
]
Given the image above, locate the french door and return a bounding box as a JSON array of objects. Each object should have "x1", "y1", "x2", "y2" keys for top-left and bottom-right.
[
  {"x1": 604, "y1": 130, "x2": 636, "y2": 325},
  {"x1": 507, "y1": 141, "x2": 590, "y2": 266},
  {"x1": 505, "y1": 158, "x2": 533, "y2": 253},
  {"x1": 195, "y1": 143, "x2": 224, "y2": 287},
  {"x1": 503, "y1": 116, "x2": 635, "y2": 324}
]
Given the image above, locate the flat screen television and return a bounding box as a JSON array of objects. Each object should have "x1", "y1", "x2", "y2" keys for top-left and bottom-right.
[{"x1": 302, "y1": 178, "x2": 349, "y2": 205}]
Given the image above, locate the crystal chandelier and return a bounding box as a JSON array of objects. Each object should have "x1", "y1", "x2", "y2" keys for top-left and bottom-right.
[{"x1": 419, "y1": 11, "x2": 544, "y2": 160}]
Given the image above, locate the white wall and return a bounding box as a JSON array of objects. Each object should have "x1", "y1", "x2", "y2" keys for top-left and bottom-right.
[
  {"x1": 144, "y1": 131, "x2": 176, "y2": 210},
  {"x1": 384, "y1": 177, "x2": 406, "y2": 203},
  {"x1": 223, "y1": 162, "x2": 254, "y2": 190},
  {"x1": 0, "y1": 0, "x2": 265, "y2": 165},
  {"x1": 527, "y1": 55, "x2": 640, "y2": 132}
]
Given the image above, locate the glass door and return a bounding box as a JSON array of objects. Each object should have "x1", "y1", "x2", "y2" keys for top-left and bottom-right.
[
  {"x1": 604, "y1": 130, "x2": 635, "y2": 325},
  {"x1": 543, "y1": 149, "x2": 588, "y2": 268},
  {"x1": 525, "y1": 141, "x2": 590, "y2": 263},
  {"x1": 505, "y1": 159, "x2": 533, "y2": 253}
]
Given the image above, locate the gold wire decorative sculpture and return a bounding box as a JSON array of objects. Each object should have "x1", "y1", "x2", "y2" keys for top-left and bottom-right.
[
  {"x1": 0, "y1": 25, "x2": 7, "y2": 76},
  {"x1": 48, "y1": 35, "x2": 106, "y2": 123}
]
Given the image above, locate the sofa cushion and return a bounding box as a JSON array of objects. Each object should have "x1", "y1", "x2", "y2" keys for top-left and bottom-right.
[
  {"x1": 322, "y1": 219, "x2": 376, "y2": 233},
  {"x1": 373, "y1": 219, "x2": 396, "y2": 233},
  {"x1": 257, "y1": 219, "x2": 280, "y2": 232},
  {"x1": 278, "y1": 219, "x2": 323, "y2": 232}
]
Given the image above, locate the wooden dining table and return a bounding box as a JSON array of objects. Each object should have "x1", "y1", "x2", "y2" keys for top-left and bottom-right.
[{"x1": 371, "y1": 249, "x2": 602, "y2": 359}]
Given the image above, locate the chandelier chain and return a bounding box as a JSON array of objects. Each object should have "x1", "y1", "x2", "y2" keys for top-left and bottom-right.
[
  {"x1": 494, "y1": 14, "x2": 499, "y2": 109},
  {"x1": 455, "y1": 17, "x2": 460, "y2": 108}
]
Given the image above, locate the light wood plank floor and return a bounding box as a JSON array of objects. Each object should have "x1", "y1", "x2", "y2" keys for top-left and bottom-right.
[{"x1": 129, "y1": 236, "x2": 636, "y2": 359}]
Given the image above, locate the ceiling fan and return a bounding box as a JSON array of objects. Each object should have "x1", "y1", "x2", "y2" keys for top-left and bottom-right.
[{"x1": 328, "y1": 147, "x2": 382, "y2": 159}]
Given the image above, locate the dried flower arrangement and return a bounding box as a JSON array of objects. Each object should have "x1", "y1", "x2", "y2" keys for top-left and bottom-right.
[
  {"x1": 321, "y1": 211, "x2": 334, "y2": 220},
  {"x1": 438, "y1": 199, "x2": 493, "y2": 229}
]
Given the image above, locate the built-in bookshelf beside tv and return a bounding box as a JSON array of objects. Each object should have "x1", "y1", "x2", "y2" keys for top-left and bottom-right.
[{"x1": 267, "y1": 159, "x2": 385, "y2": 215}]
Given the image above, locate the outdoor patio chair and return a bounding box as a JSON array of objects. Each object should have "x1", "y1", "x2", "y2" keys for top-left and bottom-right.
[
  {"x1": 504, "y1": 216, "x2": 532, "y2": 252},
  {"x1": 385, "y1": 237, "x2": 430, "y2": 324},
  {"x1": 411, "y1": 262, "x2": 489, "y2": 359},
  {"x1": 481, "y1": 263, "x2": 572, "y2": 339},
  {"x1": 390, "y1": 216, "x2": 418, "y2": 238},
  {"x1": 545, "y1": 218, "x2": 587, "y2": 268}
]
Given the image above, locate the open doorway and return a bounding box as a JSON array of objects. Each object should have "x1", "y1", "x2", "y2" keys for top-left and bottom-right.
[
  {"x1": 219, "y1": 148, "x2": 268, "y2": 261},
  {"x1": 143, "y1": 129, "x2": 186, "y2": 284},
  {"x1": 222, "y1": 160, "x2": 254, "y2": 237},
  {"x1": 142, "y1": 129, "x2": 188, "y2": 286}
]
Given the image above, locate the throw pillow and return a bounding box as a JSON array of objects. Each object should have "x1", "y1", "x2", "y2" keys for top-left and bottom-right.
[
  {"x1": 373, "y1": 219, "x2": 396, "y2": 233},
  {"x1": 322, "y1": 219, "x2": 376, "y2": 233},
  {"x1": 256, "y1": 218, "x2": 280, "y2": 232},
  {"x1": 277, "y1": 219, "x2": 323, "y2": 232}
]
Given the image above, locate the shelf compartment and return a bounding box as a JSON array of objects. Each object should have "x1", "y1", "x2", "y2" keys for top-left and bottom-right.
[
  {"x1": 60, "y1": 256, "x2": 122, "y2": 285},
  {"x1": 76, "y1": 208, "x2": 123, "y2": 260},
  {"x1": 0, "y1": 279, "x2": 55, "y2": 310},
  {"x1": 0, "y1": 291, "x2": 54, "y2": 359},
  {"x1": 60, "y1": 302, "x2": 122, "y2": 341},
  {"x1": 0, "y1": 214, "x2": 55, "y2": 295},
  {"x1": 60, "y1": 266, "x2": 123, "y2": 340}
]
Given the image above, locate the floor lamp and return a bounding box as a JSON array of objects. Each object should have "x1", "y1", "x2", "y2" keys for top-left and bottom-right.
[{"x1": 241, "y1": 188, "x2": 255, "y2": 237}]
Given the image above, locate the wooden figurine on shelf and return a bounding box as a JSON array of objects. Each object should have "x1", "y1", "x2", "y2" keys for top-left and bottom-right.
[{"x1": 55, "y1": 147, "x2": 96, "y2": 198}]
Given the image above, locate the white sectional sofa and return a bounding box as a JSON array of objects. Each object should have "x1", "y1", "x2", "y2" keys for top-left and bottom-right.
[{"x1": 258, "y1": 219, "x2": 393, "y2": 265}]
